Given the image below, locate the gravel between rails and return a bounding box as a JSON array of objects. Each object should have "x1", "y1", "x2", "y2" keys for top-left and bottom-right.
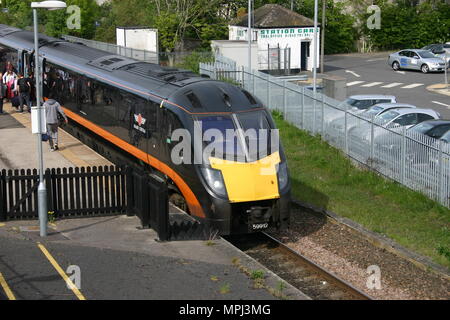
[{"x1": 269, "y1": 207, "x2": 450, "y2": 300}]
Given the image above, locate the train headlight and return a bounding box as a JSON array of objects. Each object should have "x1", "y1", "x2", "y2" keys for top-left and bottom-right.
[
  {"x1": 277, "y1": 162, "x2": 289, "y2": 190},
  {"x1": 200, "y1": 167, "x2": 227, "y2": 197}
]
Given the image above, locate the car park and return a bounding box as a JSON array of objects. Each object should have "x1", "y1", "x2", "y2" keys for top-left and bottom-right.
[{"x1": 387, "y1": 49, "x2": 447, "y2": 73}]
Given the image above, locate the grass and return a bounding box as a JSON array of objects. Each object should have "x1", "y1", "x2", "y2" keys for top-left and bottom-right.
[{"x1": 274, "y1": 112, "x2": 450, "y2": 269}]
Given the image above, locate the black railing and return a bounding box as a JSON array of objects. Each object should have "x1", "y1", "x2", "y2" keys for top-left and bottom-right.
[{"x1": 0, "y1": 165, "x2": 170, "y2": 240}]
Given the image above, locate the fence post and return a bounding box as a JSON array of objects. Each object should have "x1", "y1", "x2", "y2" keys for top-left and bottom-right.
[
  {"x1": 344, "y1": 105, "x2": 348, "y2": 154},
  {"x1": 321, "y1": 94, "x2": 325, "y2": 135},
  {"x1": 283, "y1": 80, "x2": 287, "y2": 118},
  {"x1": 400, "y1": 126, "x2": 407, "y2": 184},
  {"x1": 312, "y1": 93, "x2": 316, "y2": 134},
  {"x1": 370, "y1": 116, "x2": 375, "y2": 168},
  {"x1": 252, "y1": 71, "x2": 256, "y2": 95},
  {"x1": 125, "y1": 166, "x2": 134, "y2": 216},
  {"x1": 301, "y1": 86, "x2": 305, "y2": 128},
  {"x1": 242, "y1": 66, "x2": 245, "y2": 88},
  {"x1": 438, "y1": 140, "x2": 445, "y2": 204},
  {"x1": 267, "y1": 74, "x2": 270, "y2": 108}
]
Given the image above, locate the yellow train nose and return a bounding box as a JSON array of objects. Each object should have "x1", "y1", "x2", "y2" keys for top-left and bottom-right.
[{"x1": 209, "y1": 152, "x2": 281, "y2": 203}]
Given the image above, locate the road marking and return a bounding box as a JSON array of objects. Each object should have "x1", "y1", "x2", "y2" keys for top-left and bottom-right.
[
  {"x1": 367, "y1": 58, "x2": 386, "y2": 62},
  {"x1": 0, "y1": 272, "x2": 16, "y2": 300},
  {"x1": 37, "y1": 242, "x2": 86, "y2": 300},
  {"x1": 395, "y1": 71, "x2": 406, "y2": 75},
  {"x1": 347, "y1": 81, "x2": 365, "y2": 87},
  {"x1": 401, "y1": 83, "x2": 424, "y2": 89},
  {"x1": 345, "y1": 70, "x2": 361, "y2": 77},
  {"x1": 381, "y1": 82, "x2": 403, "y2": 88},
  {"x1": 361, "y1": 82, "x2": 383, "y2": 87},
  {"x1": 432, "y1": 101, "x2": 450, "y2": 108}
]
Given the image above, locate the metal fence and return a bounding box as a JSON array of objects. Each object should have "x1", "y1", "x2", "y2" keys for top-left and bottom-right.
[
  {"x1": 63, "y1": 35, "x2": 159, "y2": 65},
  {"x1": 200, "y1": 58, "x2": 450, "y2": 208}
]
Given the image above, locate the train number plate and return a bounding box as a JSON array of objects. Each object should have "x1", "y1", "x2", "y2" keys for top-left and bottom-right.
[{"x1": 252, "y1": 223, "x2": 268, "y2": 230}]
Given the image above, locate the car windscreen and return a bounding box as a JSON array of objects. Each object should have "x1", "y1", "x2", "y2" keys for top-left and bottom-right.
[
  {"x1": 418, "y1": 51, "x2": 436, "y2": 59},
  {"x1": 440, "y1": 131, "x2": 450, "y2": 143},
  {"x1": 364, "y1": 106, "x2": 383, "y2": 117},
  {"x1": 410, "y1": 122, "x2": 434, "y2": 134},
  {"x1": 376, "y1": 110, "x2": 400, "y2": 125}
]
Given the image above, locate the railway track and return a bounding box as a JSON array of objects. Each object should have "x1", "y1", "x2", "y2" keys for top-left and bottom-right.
[{"x1": 224, "y1": 232, "x2": 373, "y2": 300}]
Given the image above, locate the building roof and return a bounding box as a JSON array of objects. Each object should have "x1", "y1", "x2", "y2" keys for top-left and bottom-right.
[{"x1": 231, "y1": 4, "x2": 317, "y2": 28}]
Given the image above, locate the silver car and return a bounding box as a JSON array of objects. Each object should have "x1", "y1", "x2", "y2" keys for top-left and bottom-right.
[{"x1": 387, "y1": 49, "x2": 447, "y2": 73}]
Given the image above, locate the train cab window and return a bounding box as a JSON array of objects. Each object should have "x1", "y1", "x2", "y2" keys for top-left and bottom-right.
[{"x1": 236, "y1": 111, "x2": 274, "y2": 159}]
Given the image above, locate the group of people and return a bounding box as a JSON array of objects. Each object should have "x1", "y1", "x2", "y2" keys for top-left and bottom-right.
[
  {"x1": 1, "y1": 61, "x2": 68, "y2": 152},
  {"x1": 0, "y1": 61, "x2": 34, "y2": 114}
]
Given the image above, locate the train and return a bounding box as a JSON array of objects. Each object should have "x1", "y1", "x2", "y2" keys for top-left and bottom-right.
[{"x1": 0, "y1": 24, "x2": 291, "y2": 235}]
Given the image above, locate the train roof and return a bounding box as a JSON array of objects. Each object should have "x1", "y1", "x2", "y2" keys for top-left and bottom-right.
[
  {"x1": 0, "y1": 25, "x2": 214, "y2": 103},
  {"x1": 0, "y1": 24, "x2": 262, "y2": 116}
]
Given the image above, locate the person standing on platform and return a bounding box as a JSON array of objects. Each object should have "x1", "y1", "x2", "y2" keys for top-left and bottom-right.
[{"x1": 44, "y1": 97, "x2": 68, "y2": 151}]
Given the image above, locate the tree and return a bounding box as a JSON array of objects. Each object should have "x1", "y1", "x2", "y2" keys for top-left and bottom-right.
[{"x1": 45, "y1": 0, "x2": 100, "y2": 38}]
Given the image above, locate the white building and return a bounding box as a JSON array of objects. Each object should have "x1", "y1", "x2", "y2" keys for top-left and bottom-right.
[{"x1": 213, "y1": 4, "x2": 320, "y2": 73}]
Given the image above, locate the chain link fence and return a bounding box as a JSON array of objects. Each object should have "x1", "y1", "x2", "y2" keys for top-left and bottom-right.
[{"x1": 200, "y1": 56, "x2": 450, "y2": 208}]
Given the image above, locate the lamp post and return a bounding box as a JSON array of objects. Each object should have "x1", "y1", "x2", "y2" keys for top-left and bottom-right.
[
  {"x1": 248, "y1": 0, "x2": 252, "y2": 71},
  {"x1": 31, "y1": 1, "x2": 67, "y2": 237},
  {"x1": 312, "y1": 0, "x2": 319, "y2": 93}
]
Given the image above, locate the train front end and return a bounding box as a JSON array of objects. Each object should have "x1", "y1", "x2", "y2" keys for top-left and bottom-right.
[{"x1": 170, "y1": 81, "x2": 291, "y2": 235}]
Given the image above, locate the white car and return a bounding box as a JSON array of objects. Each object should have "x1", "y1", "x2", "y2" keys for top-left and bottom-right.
[
  {"x1": 360, "y1": 103, "x2": 417, "y2": 120},
  {"x1": 349, "y1": 108, "x2": 441, "y2": 142},
  {"x1": 328, "y1": 103, "x2": 417, "y2": 135},
  {"x1": 326, "y1": 95, "x2": 397, "y2": 125}
]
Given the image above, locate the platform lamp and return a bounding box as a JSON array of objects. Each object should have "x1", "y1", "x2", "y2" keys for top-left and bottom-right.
[{"x1": 31, "y1": 1, "x2": 67, "y2": 237}]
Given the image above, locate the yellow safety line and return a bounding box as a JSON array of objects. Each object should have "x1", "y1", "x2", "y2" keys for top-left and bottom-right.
[
  {"x1": 37, "y1": 243, "x2": 86, "y2": 300},
  {"x1": 0, "y1": 272, "x2": 16, "y2": 300}
]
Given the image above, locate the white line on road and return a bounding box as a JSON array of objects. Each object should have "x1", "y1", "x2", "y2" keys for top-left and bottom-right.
[
  {"x1": 381, "y1": 83, "x2": 403, "y2": 88},
  {"x1": 432, "y1": 101, "x2": 450, "y2": 108},
  {"x1": 346, "y1": 81, "x2": 365, "y2": 87},
  {"x1": 345, "y1": 70, "x2": 361, "y2": 78},
  {"x1": 395, "y1": 71, "x2": 406, "y2": 75},
  {"x1": 361, "y1": 82, "x2": 383, "y2": 87},
  {"x1": 401, "y1": 83, "x2": 424, "y2": 89},
  {"x1": 367, "y1": 58, "x2": 386, "y2": 62}
]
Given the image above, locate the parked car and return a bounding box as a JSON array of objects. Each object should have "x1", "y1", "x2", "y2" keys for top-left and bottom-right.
[
  {"x1": 404, "y1": 120, "x2": 450, "y2": 165},
  {"x1": 348, "y1": 109, "x2": 441, "y2": 164},
  {"x1": 387, "y1": 49, "x2": 447, "y2": 73},
  {"x1": 350, "y1": 108, "x2": 440, "y2": 143},
  {"x1": 326, "y1": 95, "x2": 397, "y2": 125},
  {"x1": 421, "y1": 43, "x2": 450, "y2": 64},
  {"x1": 328, "y1": 103, "x2": 416, "y2": 134},
  {"x1": 360, "y1": 103, "x2": 417, "y2": 120},
  {"x1": 408, "y1": 120, "x2": 450, "y2": 139}
]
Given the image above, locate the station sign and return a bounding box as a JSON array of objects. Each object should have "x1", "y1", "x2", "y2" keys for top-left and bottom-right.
[{"x1": 259, "y1": 27, "x2": 320, "y2": 39}]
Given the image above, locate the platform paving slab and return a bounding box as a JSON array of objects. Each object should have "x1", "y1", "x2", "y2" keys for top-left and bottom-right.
[{"x1": 0, "y1": 215, "x2": 308, "y2": 300}]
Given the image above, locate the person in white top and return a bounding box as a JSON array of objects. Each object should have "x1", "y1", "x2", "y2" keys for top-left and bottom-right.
[{"x1": 2, "y1": 70, "x2": 17, "y2": 100}]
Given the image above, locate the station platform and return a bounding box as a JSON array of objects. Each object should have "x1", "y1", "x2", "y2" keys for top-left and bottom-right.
[{"x1": 0, "y1": 102, "x2": 307, "y2": 300}]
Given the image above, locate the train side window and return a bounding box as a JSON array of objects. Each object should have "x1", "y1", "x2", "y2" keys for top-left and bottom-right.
[{"x1": 0, "y1": 45, "x2": 18, "y2": 73}]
